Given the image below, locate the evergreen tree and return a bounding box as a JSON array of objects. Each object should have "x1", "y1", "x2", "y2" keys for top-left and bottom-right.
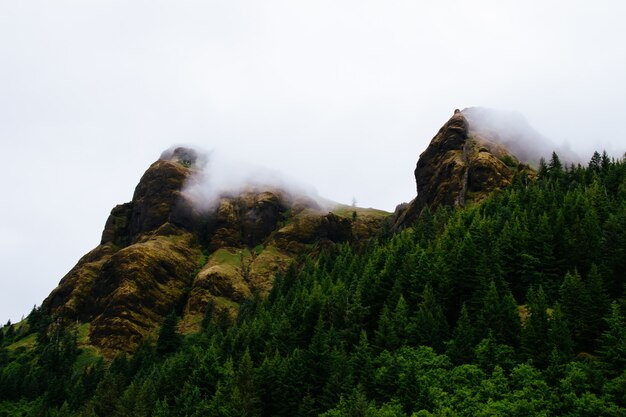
[
  {"x1": 521, "y1": 286, "x2": 551, "y2": 367},
  {"x1": 446, "y1": 304, "x2": 475, "y2": 364},
  {"x1": 500, "y1": 290, "x2": 522, "y2": 348},
  {"x1": 235, "y1": 349, "x2": 261, "y2": 417},
  {"x1": 598, "y1": 302, "x2": 626, "y2": 377},
  {"x1": 538, "y1": 157, "x2": 549, "y2": 180},
  {"x1": 393, "y1": 295, "x2": 412, "y2": 345},
  {"x1": 548, "y1": 152, "x2": 564, "y2": 179},
  {"x1": 4, "y1": 322, "x2": 14, "y2": 343},
  {"x1": 201, "y1": 300, "x2": 216, "y2": 332},
  {"x1": 477, "y1": 280, "x2": 503, "y2": 342},
  {"x1": 414, "y1": 284, "x2": 449, "y2": 351},
  {"x1": 548, "y1": 304, "x2": 573, "y2": 364},
  {"x1": 589, "y1": 151, "x2": 602, "y2": 173},
  {"x1": 350, "y1": 331, "x2": 374, "y2": 394},
  {"x1": 585, "y1": 264, "x2": 610, "y2": 346},
  {"x1": 156, "y1": 311, "x2": 180, "y2": 356},
  {"x1": 559, "y1": 270, "x2": 588, "y2": 350},
  {"x1": 343, "y1": 285, "x2": 369, "y2": 347},
  {"x1": 374, "y1": 305, "x2": 399, "y2": 352}
]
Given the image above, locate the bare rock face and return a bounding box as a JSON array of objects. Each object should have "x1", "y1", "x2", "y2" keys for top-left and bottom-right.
[
  {"x1": 394, "y1": 109, "x2": 533, "y2": 228},
  {"x1": 43, "y1": 146, "x2": 388, "y2": 354}
]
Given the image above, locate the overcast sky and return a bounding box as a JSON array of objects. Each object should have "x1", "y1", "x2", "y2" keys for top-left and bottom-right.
[{"x1": 1, "y1": 1, "x2": 625, "y2": 323}]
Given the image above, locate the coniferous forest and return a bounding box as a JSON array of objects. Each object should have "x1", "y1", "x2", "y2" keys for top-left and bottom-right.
[{"x1": 1, "y1": 151, "x2": 626, "y2": 416}]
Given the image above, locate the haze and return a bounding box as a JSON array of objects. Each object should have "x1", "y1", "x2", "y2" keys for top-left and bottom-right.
[{"x1": 1, "y1": 1, "x2": 625, "y2": 322}]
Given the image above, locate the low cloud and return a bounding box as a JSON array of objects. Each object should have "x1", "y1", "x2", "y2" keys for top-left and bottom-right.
[
  {"x1": 161, "y1": 146, "x2": 330, "y2": 212},
  {"x1": 462, "y1": 107, "x2": 581, "y2": 165}
]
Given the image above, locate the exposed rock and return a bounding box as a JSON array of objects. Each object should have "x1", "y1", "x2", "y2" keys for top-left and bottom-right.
[
  {"x1": 45, "y1": 243, "x2": 119, "y2": 321},
  {"x1": 394, "y1": 109, "x2": 534, "y2": 229},
  {"x1": 207, "y1": 190, "x2": 290, "y2": 250},
  {"x1": 89, "y1": 226, "x2": 202, "y2": 354},
  {"x1": 43, "y1": 147, "x2": 389, "y2": 354},
  {"x1": 127, "y1": 160, "x2": 192, "y2": 241},
  {"x1": 101, "y1": 203, "x2": 133, "y2": 246}
]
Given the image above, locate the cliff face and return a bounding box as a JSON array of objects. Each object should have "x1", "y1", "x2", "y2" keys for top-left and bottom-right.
[
  {"x1": 43, "y1": 148, "x2": 388, "y2": 355},
  {"x1": 394, "y1": 109, "x2": 534, "y2": 228}
]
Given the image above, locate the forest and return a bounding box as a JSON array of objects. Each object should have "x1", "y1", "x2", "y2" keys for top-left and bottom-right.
[{"x1": 1, "y1": 151, "x2": 626, "y2": 416}]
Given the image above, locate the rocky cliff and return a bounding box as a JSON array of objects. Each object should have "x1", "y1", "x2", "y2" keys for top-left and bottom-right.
[
  {"x1": 43, "y1": 147, "x2": 389, "y2": 355},
  {"x1": 394, "y1": 109, "x2": 534, "y2": 228}
]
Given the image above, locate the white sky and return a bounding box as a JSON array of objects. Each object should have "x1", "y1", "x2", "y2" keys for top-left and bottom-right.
[{"x1": 1, "y1": 1, "x2": 625, "y2": 323}]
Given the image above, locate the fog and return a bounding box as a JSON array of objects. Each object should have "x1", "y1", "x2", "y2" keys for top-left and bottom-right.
[
  {"x1": 162, "y1": 146, "x2": 330, "y2": 212},
  {"x1": 462, "y1": 107, "x2": 581, "y2": 165},
  {"x1": 1, "y1": 1, "x2": 626, "y2": 322}
]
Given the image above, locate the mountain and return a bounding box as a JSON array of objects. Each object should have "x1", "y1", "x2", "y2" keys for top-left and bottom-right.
[
  {"x1": 3, "y1": 110, "x2": 626, "y2": 416},
  {"x1": 42, "y1": 147, "x2": 389, "y2": 354},
  {"x1": 42, "y1": 109, "x2": 537, "y2": 354},
  {"x1": 394, "y1": 108, "x2": 535, "y2": 228}
]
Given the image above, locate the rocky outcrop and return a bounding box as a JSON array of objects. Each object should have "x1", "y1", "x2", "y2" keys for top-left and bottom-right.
[
  {"x1": 43, "y1": 147, "x2": 389, "y2": 354},
  {"x1": 394, "y1": 109, "x2": 534, "y2": 228}
]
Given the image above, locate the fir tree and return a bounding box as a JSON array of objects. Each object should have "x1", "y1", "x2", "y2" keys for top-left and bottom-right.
[
  {"x1": 235, "y1": 349, "x2": 261, "y2": 417},
  {"x1": 446, "y1": 304, "x2": 475, "y2": 364},
  {"x1": 156, "y1": 311, "x2": 180, "y2": 356},
  {"x1": 598, "y1": 302, "x2": 626, "y2": 377},
  {"x1": 559, "y1": 270, "x2": 588, "y2": 350},
  {"x1": 521, "y1": 286, "x2": 551, "y2": 367},
  {"x1": 374, "y1": 305, "x2": 399, "y2": 352},
  {"x1": 414, "y1": 284, "x2": 449, "y2": 351}
]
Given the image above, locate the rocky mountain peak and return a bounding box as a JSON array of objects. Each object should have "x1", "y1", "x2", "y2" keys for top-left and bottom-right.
[
  {"x1": 394, "y1": 108, "x2": 534, "y2": 228},
  {"x1": 43, "y1": 148, "x2": 388, "y2": 355}
]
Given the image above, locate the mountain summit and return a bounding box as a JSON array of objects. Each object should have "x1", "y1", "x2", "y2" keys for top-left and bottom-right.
[
  {"x1": 43, "y1": 147, "x2": 388, "y2": 354},
  {"x1": 394, "y1": 108, "x2": 535, "y2": 228}
]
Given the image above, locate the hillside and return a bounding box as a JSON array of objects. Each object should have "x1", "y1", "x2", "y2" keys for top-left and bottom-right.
[
  {"x1": 41, "y1": 147, "x2": 389, "y2": 354},
  {"x1": 1, "y1": 111, "x2": 626, "y2": 416}
]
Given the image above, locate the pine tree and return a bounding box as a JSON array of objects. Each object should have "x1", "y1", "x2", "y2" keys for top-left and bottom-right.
[
  {"x1": 4, "y1": 322, "x2": 14, "y2": 343},
  {"x1": 589, "y1": 151, "x2": 602, "y2": 173},
  {"x1": 477, "y1": 280, "x2": 503, "y2": 342},
  {"x1": 501, "y1": 290, "x2": 522, "y2": 348},
  {"x1": 521, "y1": 286, "x2": 551, "y2": 367},
  {"x1": 343, "y1": 285, "x2": 369, "y2": 347},
  {"x1": 414, "y1": 207, "x2": 436, "y2": 245},
  {"x1": 585, "y1": 264, "x2": 610, "y2": 347},
  {"x1": 414, "y1": 284, "x2": 449, "y2": 351},
  {"x1": 350, "y1": 331, "x2": 374, "y2": 394},
  {"x1": 446, "y1": 304, "x2": 475, "y2": 364},
  {"x1": 548, "y1": 151, "x2": 564, "y2": 180},
  {"x1": 548, "y1": 304, "x2": 573, "y2": 363},
  {"x1": 201, "y1": 299, "x2": 216, "y2": 332},
  {"x1": 538, "y1": 157, "x2": 549, "y2": 180},
  {"x1": 374, "y1": 305, "x2": 399, "y2": 352},
  {"x1": 393, "y1": 295, "x2": 412, "y2": 345},
  {"x1": 559, "y1": 270, "x2": 588, "y2": 350},
  {"x1": 235, "y1": 349, "x2": 261, "y2": 417},
  {"x1": 598, "y1": 302, "x2": 626, "y2": 377},
  {"x1": 156, "y1": 311, "x2": 180, "y2": 356}
]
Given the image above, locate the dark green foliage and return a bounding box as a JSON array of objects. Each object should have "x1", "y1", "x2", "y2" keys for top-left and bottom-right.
[
  {"x1": 446, "y1": 304, "x2": 475, "y2": 364},
  {"x1": 156, "y1": 311, "x2": 181, "y2": 356},
  {"x1": 598, "y1": 302, "x2": 626, "y2": 377},
  {"x1": 1, "y1": 150, "x2": 626, "y2": 415},
  {"x1": 414, "y1": 284, "x2": 449, "y2": 351},
  {"x1": 521, "y1": 286, "x2": 551, "y2": 367},
  {"x1": 201, "y1": 300, "x2": 216, "y2": 332}
]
